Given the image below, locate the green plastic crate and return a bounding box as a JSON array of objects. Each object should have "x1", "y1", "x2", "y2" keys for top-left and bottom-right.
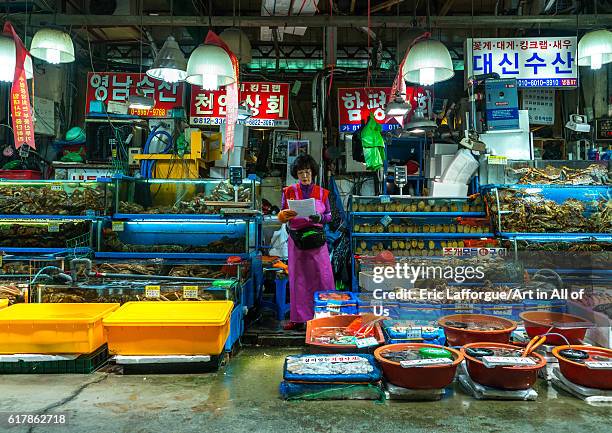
[{"x1": 0, "y1": 344, "x2": 108, "y2": 374}]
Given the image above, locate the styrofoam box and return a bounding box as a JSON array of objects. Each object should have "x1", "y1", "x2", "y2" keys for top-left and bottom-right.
[
  {"x1": 432, "y1": 143, "x2": 459, "y2": 155},
  {"x1": 430, "y1": 181, "x2": 468, "y2": 197},
  {"x1": 359, "y1": 271, "x2": 414, "y2": 292},
  {"x1": 424, "y1": 157, "x2": 436, "y2": 179},
  {"x1": 435, "y1": 155, "x2": 455, "y2": 177}
]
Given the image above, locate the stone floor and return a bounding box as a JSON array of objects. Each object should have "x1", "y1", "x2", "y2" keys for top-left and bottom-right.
[{"x1": 0, "y1": 347, "x2": 610, "y2": 433}]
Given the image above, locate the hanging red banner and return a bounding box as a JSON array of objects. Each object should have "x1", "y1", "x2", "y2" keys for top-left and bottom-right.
[{"x1": 4, "y1": 22, "x2": 36, "y2": 150}]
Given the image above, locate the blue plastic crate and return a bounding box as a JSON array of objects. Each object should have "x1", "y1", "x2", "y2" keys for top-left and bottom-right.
[
  {"x1": 224, "y1": 304, "x2": 244, "y2": 352},
  {"x1": 314, "y1": 291, "x2": 358, "y2": 307}
]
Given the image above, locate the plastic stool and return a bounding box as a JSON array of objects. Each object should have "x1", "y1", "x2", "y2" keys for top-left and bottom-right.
[
  {"x1": 274, "y1": 274, "x2": 291, "y2": 321},
  {"x1": 260, "y1": 269, "x2": 291, "y2": 321}
]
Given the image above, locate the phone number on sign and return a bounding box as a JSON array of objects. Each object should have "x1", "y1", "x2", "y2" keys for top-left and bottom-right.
[
  {"x1": 191, "y1": 117, "x2": 286, "y2": 127},
  {"x1": 129, "y1": 108, "x2": 167, "y2": 117},
  {"x1": 4, "y1": 414, "x2": 67, "y2": 426},
  {"x1": 517, "y1": 78, "x2": 577, "y2": 87}
]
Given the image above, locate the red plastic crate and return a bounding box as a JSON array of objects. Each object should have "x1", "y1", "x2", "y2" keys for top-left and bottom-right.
[{"x1": 0, "y1": 170, "x2": 42, "y2": 180}]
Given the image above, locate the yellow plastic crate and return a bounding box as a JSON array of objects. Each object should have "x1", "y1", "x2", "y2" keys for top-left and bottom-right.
[
  {"x1": 0, "y1": 303, "x2": 120, "y2": 354},
  {"x1": 103, "y1": 301, "x2": 233, "y2": 356},
  {"x1": 0, "y1": 299, "x2": 8, "y2": 310}
]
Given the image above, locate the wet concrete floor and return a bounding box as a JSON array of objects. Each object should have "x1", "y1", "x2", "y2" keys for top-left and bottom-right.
[{"x1": 0, "y1": 347, "x2": 610, "y2": 433}]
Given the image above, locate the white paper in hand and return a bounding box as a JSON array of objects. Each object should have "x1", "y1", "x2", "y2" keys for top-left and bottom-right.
[{"x1": 288, "y1": 198, "x2": 316, "y2": 217}]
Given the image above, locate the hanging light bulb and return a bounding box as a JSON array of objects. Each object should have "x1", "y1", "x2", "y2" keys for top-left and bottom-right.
[
  {"x1": 0, "y1": 35, "x2": 34, "y2": 82},
  {"x1": 146, "y1": 36, "x2": 187, "y2": 83},
  {"x1": 403, "y1": 39, "x2": 454, "y2": 86},
  {"x1": 578, "y1": 29, "x2": 612, "y2": 70},
  {"x1": 186, "y1": 44, "x2": 236, "y2": 90},
  {"x1": 385, "y1": 94, "x2": 412, "y2": 116},
  {"x1": 403, "y1": 107, "x2": 437, "y2": 135},
  {"x1": 30, "y1": 28, "x2": 75, "y2": 64}
]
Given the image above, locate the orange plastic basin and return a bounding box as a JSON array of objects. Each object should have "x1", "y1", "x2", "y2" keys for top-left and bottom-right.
[
  {"x1": 374, "y1": 343, "x2": 463, "y2": 389},
  {"x1": 306, "y1": 315, "x2": 385, "y2": 353},
  {"x1": 553, "y1": 345, "x2": 612, "y2": 390},
  {"x1": 461, "y1": 342, "x2": 547, "y2": 390},
  {"x1": 520, "y1": 311, "x2": 589, "y2": 345},
  {"x1": 438, "y1": 314, "x2": 517, "y2": 346}
]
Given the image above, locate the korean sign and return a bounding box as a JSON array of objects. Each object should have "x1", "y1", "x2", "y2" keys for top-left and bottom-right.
[
  {"x1": 522, "y1": 89, "x2": 555, "y2": 125},
  {"x1": 86, "y1": 72, "x2": 184, "y2": 118},
  {"x1": 337, "y1": 87, "x2": 430, "y2": 133},
  {"x1": 466, "y1": 37, "x2": 578, "y2": 88},
  {"x1": 190, "y1": 82, "x2": 290, "y2": 128}
]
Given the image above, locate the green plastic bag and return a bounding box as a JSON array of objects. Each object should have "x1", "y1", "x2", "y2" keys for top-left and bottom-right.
[{"x1": 360, "y1": 114, "x2": 385, "y2": 171}]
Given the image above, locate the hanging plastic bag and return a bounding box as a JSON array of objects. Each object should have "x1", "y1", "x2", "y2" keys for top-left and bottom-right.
[
  {"x1": 360, "y1": 114, "x2": 385, "y2": 171},
  {"x1": 269, "y1": 224, "x2": 289, "y2": 259}
]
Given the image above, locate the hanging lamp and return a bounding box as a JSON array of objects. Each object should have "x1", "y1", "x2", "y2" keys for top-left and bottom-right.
[
  {"x1": 578, "y1": 29, "x2": 612, "y2": 70},
  {"x1": 403, "y1": 107, "x2": 437, "y2": 135},
  {"x1": 146, "y1": 35, "x2": 187, "y2": 83},
  {"x1": 220, "y1": 28, "x2": 252, "y2": 65},
  {"x1": 403, "y1": 39, "x2": 454, "y2": 86},
  {"x1": 0, "y1": 35, "x2": 33, "y2": 82},
  {"x1": 30, "y1": 28, "x2": 75, "y2": 64},
  {"x1": 186, "y1": 44, "x2": 236, "y2": 90},
  {"x1": 385, "y1": 93, "x2": 412, "y2": 117}
]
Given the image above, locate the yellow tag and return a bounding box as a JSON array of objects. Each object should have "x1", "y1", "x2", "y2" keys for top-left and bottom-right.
[
  {"x1": 48, "y1": 223, "x2": 60, "y2": 233},
  {"x1": 112, "y1": 149, "x2": 117, "y2": 158},
  {"x1": 183, "y1": 286, "x2": 199, "y2": 299},
  {"x1": 488, "y1": 155, "x2": 508, "y2": 165},
  {"x1": 112, "y1": 221, "x2": 124, "y2": 232},
  {"x1": 0, "y1": 254, "x2": 3, "y2": 267},
  {"x1": 145, "y1": 285, "x2": 161, "y2": 298}
]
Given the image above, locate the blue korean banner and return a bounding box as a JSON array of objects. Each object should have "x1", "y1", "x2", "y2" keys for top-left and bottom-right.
[{"x1": 466, "y1": 37, "x2": 578, "y2": 88}]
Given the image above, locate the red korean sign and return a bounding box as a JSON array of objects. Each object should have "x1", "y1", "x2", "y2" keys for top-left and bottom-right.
[
  {"x1": 86, "y1": 72, "x2": 185, "y2": 118},
  {"x1": 337, "y1": 87, "x2": 430, "y2": 133},
  {"x1": 190, "y1": 82, "x2": 290, "y2": 128}
]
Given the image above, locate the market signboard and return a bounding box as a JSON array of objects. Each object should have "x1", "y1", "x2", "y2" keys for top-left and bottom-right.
[
  {"x1": 190, "y1": 82, "x2": 290, "y2": 128},
  {"x1": 466, "y1": 37, "x2": 578, "y2": 88},
  {"x1": 337, "y1": 87, "x2": 430, "y2": 133},
  {"x1": 86, "y1": 72, "x2": 185, "y2": 118}
]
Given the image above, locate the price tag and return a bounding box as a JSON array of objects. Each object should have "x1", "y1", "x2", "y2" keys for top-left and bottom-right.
[
  {"x1": 183, "y1": 286, "x2": 199, "y2": 299},
  {"x1": 355, "y1": 337, "x2": 379, "y2": 348},
  {"x1": 48, "y1": 223, "x2": 60, "y2": 233},
  {"x1": 400, "y1": 358, "x2": 453, "y2": 368},
  {"x1": 112, "y1": 221, "x2": 124, "y2": 232},
  {"x1": 51, "y1": 183, "x2": 62, "y2": 191},
  {"x1": 145, "y1": 285, "x2": 161, "y2": 298},
  {"x1": 455, "y1": 302, "x2": 473, "y2": 314},
  {"x1": 327, "y1": 299, "x2": 344, "y2": 306},
  {"x1": 380, "y1": 215, "x2": 392, "y2": 227},
  {"x1": 0, "y1": 254, "x2": 3, "y2": 267},
  {"x1": 111, "y1": 149, "x2": 118, "y2": 158},
  {"x1": 380, "y1": 195, "x2": 391, "y2": 204},
  {"x1": 488, "y1": 155, "x2": 508, "y2": 165},
  {"x1": 494, "y1": 307, "x2": 513, "y2": 316},
  {"x1": 482, "y1": 356, "x2": 536, "y2": 368},
  {"x1": 585, "y1": 361, "x2": 612, "y2": 370}
]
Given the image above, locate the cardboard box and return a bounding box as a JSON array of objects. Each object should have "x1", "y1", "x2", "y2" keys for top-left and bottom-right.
[
  {"x1": 430, "y1": 181, "x2": 468, "y2": 197},
  {"x1": 432, "y1": 142, "x2": 458, "y2": 155}
]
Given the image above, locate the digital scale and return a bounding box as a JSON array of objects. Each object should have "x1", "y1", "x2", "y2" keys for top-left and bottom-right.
[
  {"x1": 393, "y1": 165, "x2": 408, "y2": 194},
  {"x1": 551, "y1": 368, "x2": 612, "y2": 404},
  {"x1": 458, "y1": 363, "x2": 538, "y2": 401}
]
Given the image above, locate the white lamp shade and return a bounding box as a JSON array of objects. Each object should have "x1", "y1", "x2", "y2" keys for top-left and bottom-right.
[
  {"x1": 146, "y1": 35, "x2": 188, "y2": 83},
  {"x1": 186, "y1": 44, "x2": 236, "y2": 89},
  {"x1": 578, "y1": 29, "x2": 612, "y2": 70},
  {"x1": 30, "y1": 28, "x2": 75, "y2": 64},
  {"x1": 0, "y1": 35, "x2": 34, "y2": 82},
  {"x1": 220, "y1": 28, "x2": 252, "y2": 65},
  {"x1": 403, "y1": 39, "x2": 454, "y2": 85}
]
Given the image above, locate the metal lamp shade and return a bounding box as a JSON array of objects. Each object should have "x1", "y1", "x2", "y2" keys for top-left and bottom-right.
[
  {"x1": 220, "y1": 28, "x2": 252, "y2": 65},
  {"x1": 186, "y1": 44, "x2": 236, "y2": 89},
  {"x1": 404, "y1": 108, "x2": 437, "y2": 134},
  {"x1": 578, "y1": 29, "x2": 612, "y2": 70},
  {"x1": 403, "y1": 39, "x2": 454, "y2": 85},
  {"x1": 30, "y1": 28, "x2": 75, "y2": 64},
  {"x1": 146, "y1": 36, "x2": 188, "y2": 83},
  {"x1": 0, "y1": 36, "x2": 33, "y2": 82}
]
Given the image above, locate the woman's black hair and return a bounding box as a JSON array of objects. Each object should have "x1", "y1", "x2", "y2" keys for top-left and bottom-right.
[{"x1": 290, "y1": 154, "x2": 319, "y2": 179}]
